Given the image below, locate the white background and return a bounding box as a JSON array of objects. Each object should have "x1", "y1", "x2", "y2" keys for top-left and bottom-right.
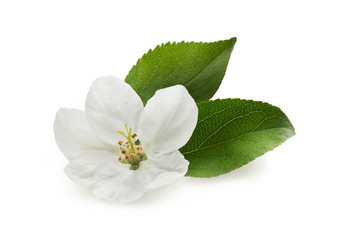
[{"x1": 1, "y1": 0, "x2": 345, "y2": 239}]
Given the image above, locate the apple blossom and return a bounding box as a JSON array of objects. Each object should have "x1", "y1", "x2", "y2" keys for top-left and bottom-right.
[{"x1": 54, "y1": 76, "x2": 198, "y2": 203}]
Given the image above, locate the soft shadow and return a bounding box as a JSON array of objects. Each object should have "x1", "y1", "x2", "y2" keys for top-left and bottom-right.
[
  {"x1": 64, "y1": 179, "x2": 101, "y2": 204},
  {"x1": 64, "y1": 176, "x2": 185, "y2": 207},
  {"x1": 184, "y1": 156, "x2": 268, "y2": 185},
  {"x1": 128, "y1": 179, "x2": 186, "y2": 207},
  {"x1": 65, "y1": 157, "x2": 267, "y2": 206},
  {"x1": 129, "y1": 157, "x2": 268, "y2": 206}
]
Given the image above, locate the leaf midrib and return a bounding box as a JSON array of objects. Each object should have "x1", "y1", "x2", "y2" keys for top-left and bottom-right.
[
  {"x1": 182, "y1": 43, "x2": 226, "y2": 87},
  {"x1": 181, "y1": 115, "x2": 287, "y2": 155},
  {"x1": 135, "y1": 41, "x2": 233, "y2": 99}
]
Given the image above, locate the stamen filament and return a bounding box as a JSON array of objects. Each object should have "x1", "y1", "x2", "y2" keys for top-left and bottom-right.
[
  {"x1": 117, "y1": 124, "x2": 147, "y2": 170},
  {"x1": 118, "y1": 124, "x2": 135, "y2": 152}
]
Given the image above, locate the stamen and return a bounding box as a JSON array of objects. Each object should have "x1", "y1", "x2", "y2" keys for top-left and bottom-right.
[{"x1": 117, "y1": 124, "x2": 147, "y2": 170}]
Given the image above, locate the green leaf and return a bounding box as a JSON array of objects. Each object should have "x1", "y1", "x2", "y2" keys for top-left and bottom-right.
[
  {"x1": 180, "y1": 99, "x2": 295, "y2": 178},
  {"x1": 125, "y1": 38, "x2": 237, "y2": 105}
]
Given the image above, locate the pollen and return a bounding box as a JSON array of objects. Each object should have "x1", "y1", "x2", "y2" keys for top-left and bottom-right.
[{"x1": 117, "y1": 124, "x2": 147, "y2": 170}]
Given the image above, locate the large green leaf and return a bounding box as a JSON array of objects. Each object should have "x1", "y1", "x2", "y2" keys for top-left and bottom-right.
[
  {"x1": 180, "y1": 99, "x2": 295, "y2": 177},
  {"x1": 125, "y1": 38, "x2": 237, "y2": 104}
]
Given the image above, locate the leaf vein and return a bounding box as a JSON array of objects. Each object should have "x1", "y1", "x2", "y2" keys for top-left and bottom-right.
[{"x1": 182, "y1": 115, "x2": 279, "y2": 155}]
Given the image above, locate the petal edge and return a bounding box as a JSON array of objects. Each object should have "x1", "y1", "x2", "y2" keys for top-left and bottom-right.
[
  {"x1": 139, "y1": 85, "x2": 198, "y2": 154},
  {"x1": 54, "y1": 108, "x2": 111, "y2": 160},
  {"x1": 85, "y1": 76, "x2": 144, "y2": 145}
]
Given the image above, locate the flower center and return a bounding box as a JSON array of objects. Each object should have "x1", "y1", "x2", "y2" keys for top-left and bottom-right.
[{"x1": 117, "y1": 124, "x2": 147, "y2": 170}]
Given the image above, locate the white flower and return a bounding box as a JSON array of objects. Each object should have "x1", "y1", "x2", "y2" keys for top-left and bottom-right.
[{"x1": 54, "y1": 76, "x2": 198, "y2": 203}]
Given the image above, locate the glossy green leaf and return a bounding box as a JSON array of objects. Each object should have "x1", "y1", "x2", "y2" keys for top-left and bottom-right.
[
  {"x1": 180, "y1": 99, "x2": 295, "y2": 177},
  {"x1": 125, "y1": 38, "x2": 236, "y2": 104}
]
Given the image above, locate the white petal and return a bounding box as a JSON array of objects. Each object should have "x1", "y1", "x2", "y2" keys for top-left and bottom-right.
[
  {"x1": 139, "y1": 85, "x2": 198, "y2": 154},
  {"x1": 91, "y1": 160, "x2": 154, "y2": 203},
  {"x1": 144, "y1": 150, "x2": 189, "y2": 192},
  {"x1": 64, "y1": 150, "x2": 115, "y2": 187},
  {"x1": 54, "y1": 108, "x2": 112, "y2": 160},
  {"x1": 85, "y1": 76, "x2": 143, "y2": 145}
]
